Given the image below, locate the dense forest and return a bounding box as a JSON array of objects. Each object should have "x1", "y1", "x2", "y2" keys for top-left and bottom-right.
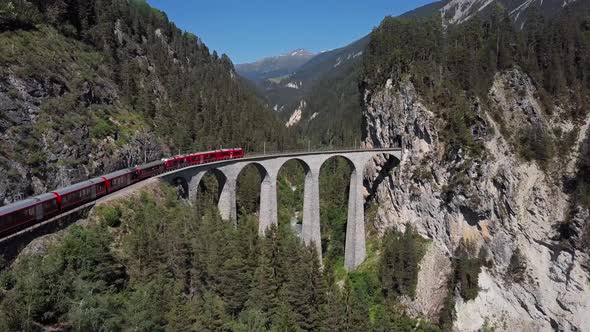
[{"x1": 0, "y1": 177, "x2": 438, "y2": 331}]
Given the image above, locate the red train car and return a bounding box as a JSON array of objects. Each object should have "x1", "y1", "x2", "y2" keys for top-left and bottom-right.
[
  {"x1": 103, "y1": 168, "x2": 137, "y2": 192},
  {"x1": 0, "y1": 148, "x2": 245, "y2": 237}
]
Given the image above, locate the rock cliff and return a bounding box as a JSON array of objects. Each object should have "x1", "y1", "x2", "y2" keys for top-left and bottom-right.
[
  {"x1": 0, "y1": 66, "x2": 163, "y2": 205},
  {"x1": 362, "y1": 69, "x2": 590, "y2": 331}
]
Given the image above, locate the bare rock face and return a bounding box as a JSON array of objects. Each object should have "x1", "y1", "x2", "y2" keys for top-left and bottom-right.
[
  {"x1": 400, "y1": 243, "x2": 453, "y2": 321},
  {"x1": 362, "y1": 69, "x2": 590, "y2": 331},
  {"x1": 0, "y1": 64, "x2": 165, "y2": 206}
]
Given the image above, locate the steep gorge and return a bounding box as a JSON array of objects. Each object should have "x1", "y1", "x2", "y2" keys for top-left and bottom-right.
[{"x1": 361, "y1": 6, "x2": 590, "y2": 331}]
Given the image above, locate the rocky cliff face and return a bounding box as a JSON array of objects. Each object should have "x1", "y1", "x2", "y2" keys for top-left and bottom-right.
[
  {"x1": 362, "y1": 69, "x2": 590, "y2": 331},
  {"x1": 0, "y1": 28, "x2": 165, "y2": 206}
]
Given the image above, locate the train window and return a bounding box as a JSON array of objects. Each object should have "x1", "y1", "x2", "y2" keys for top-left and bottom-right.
[{"x1": 45, "y1": 200, "x2": 57, "y2": 210}]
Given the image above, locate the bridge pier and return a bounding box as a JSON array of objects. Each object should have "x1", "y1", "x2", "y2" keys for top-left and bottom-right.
[
  {"x1": 259, "y1": 173, "x2": 278, "y2": 235},
  {"x1": 344, "y1": 168, "x2": 367, "y2": 271},
  {"x1": 217, "y1": 165, "x2": 240, "y2": 223},
  {"x1": 188, "y1": 172, "x2": 206, "y2": 202},
  {"x1": 302, "y1": 164, "x2": 322, "y2": 259}
]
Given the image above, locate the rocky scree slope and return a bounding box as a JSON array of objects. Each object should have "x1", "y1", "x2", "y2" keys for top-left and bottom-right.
[
  {"x1": 441, "y1": 0, "x2": 581, "y2": 27},
  {"x1": 360, "y1": 7, "x2": 590, "y2": 332},
  {"x1": 0, "y1": 0, "x2": 288, "y2": 206}
]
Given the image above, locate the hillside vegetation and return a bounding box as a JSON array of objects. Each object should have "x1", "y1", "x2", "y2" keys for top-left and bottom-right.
[
  {"x1": 0, "y1": 181, "x2": 436, "y2": 331},
  {"x1": 363, "y1": 3, "x2": 590, "y2": 159},
  {"x1": 0, "y1": 0, "x2": 293, "y2": 203}
]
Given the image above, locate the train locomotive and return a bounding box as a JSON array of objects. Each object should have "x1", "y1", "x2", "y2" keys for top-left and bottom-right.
[{"x1": 0, "y1": 148, "x2": 244, "y2": 237}]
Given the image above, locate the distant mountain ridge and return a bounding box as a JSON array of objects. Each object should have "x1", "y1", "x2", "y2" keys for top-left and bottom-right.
[{"x1": 235, "y1": 49, "x2": 315, "y2": 83}]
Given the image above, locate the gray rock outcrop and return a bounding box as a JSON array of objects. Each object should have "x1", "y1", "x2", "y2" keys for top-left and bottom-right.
[{"x1": 362, "y1": 69, "x2": 590, "y2": 331}]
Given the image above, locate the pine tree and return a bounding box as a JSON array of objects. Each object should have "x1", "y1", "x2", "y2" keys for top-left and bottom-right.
[
  {"x1": 305, "y1": 246, "x2": 328, "y2": 331},
  {"x1": 246, "y1": 228, "x2": 281, "y2": 323},
  {"x1": 219, "y1": 257, "x2": 251, "y2": 316},
  {"x1": 507, "y1": 247, "x2": 527, "y2": 283},
  {"x1": 324, "y1": 286, "x2": 345, "y2": 332},
  {"x1": 194, "y1": 292, "x2": 231, "y2": 332},
  {"x1": 342, "y1": 279, "x2": 369, "y2": 332}
]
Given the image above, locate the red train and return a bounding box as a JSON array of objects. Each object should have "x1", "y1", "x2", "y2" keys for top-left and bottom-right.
[{"x1": 0, "y1": 148, "x2": 244, "y2": 237}]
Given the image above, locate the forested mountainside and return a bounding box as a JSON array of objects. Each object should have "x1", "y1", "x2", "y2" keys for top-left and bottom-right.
[
  {"x1": 245, "y1": 35, "x2": 370, "y2": 148},
  {"x1": 0, "y1": 0, "x2": 292, "y2": 206},
  {"x1": 362, "y1": 2, "x2": 590, "y2": 330},
  {"x1": 283, "y1": 1, "x2": 445, "y2": 146}
]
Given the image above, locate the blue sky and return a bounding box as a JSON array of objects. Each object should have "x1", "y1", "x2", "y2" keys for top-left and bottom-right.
[{"x1": 145, "y1": 0, "x2": 436, "y2": 64}]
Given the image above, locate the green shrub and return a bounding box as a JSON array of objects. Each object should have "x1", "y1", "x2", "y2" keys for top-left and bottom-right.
[
  {"x1": 453, "y1": 240, "x2": 482, "y2": 301},
  {"x1": 91, "y1": 118, "x2": 117, "y2": 139},
  {"x1": 379, "y1": 227, "x2": 426, "y2": 299},
  {"x1": 507, "y1": 247, "x2": 527, "y2": 283},
  {"x1": 518, "y1": 126, "x2": 555, "y2": 167},
  {"x1": 101, "y1": 206, "x2": 122, "y2": 228},
  {"x1": 0, "y1": 0, "x2": 42, "y2": 29}
]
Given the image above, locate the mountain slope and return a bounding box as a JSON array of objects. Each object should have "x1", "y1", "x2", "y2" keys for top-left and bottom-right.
[
  {"x1": 442, "y1": 0, "x2": 580, "y2": 27},
  {"x1": 235, "y1": 48, "x2": 315, "y2": 83},
  {"x1": 0, "y1": 0, "x2": 291, "y2": 205},
  {"x1": 400, "y1": 0, "x2": 448, "y2": 19}
]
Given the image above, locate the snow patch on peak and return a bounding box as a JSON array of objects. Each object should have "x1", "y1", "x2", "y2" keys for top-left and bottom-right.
[
  {"x1": 286, "y1": 49, "x2": 312, "y2": 57},
  {"x1": 310, "y1": 112, "x2": 319, "y2": 121}
]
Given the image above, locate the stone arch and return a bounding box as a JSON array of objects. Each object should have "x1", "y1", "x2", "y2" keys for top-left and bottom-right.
[
  {"x1": 274, "y1": 158, "x2": 312, "y2": 237},
  {"x1": 189, "y1": 167, "x2": 227, "y2": 204},
  {"x1": 275, "y1": 157, "x2": 312, "y2": 175},
  {"x1": 171, "y1": 176, "x2": 189, "y2": 199},
  {"x1": 234, "y1": 162, "x2": 270, "y2": 223},
  {"x1": 316, "y1": 155, "x2": 358, "y2": 264},
  {"x1": 319, "y1": 154, "x2": 359, "y2": 181}
]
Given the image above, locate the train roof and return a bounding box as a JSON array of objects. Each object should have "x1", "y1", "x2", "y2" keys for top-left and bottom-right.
[
  {"x1": 140, "y1": 160, "x2": 164, "y2": 169},
  {"x1": 0, "y1": 191, "x2": 67, "y2": 216},
  {"x1": 34, "y1": 193, "x2": 59, "y2": 202},
  {"x1": 53, "y1": 178, "x2": 106, "y2": 195},
  {"x1": 103, "y1": 168, "x2": 135, "y2": 179},
  {"x1": 0, "y1": 198, "x2": 39, "y2": 216},
  {"x1": 161, "y1": 148, "x2": 242, "y2": 161}
]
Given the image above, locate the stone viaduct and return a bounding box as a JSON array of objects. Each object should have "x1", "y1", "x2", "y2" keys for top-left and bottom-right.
[{"x1": 161, "y1": 149, "x2": 401, "y2": 271}]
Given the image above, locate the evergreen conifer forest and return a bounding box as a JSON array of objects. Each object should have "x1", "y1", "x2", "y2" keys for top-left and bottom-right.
[{"x1": 0, "y1": 179, "x2": 436, "y2": 331}]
